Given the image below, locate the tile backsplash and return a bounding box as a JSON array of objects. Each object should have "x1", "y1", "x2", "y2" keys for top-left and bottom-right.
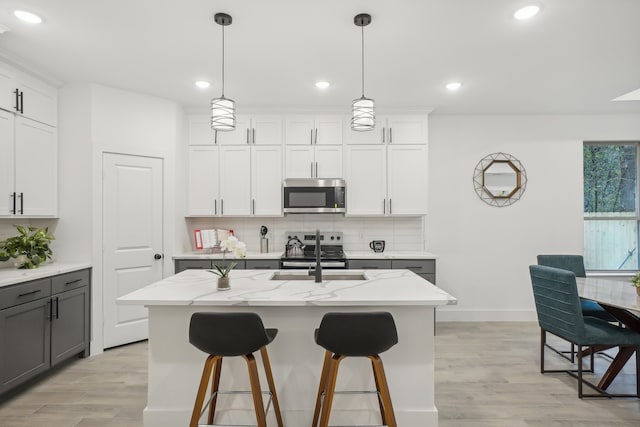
[{"x1": 185, "y1": 215, "x2": 425, "y2": 253}]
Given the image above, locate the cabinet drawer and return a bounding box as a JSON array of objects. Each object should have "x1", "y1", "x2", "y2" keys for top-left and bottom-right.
[
  {"x1": 175, "y1": 259, "x2": 213, "y2": 273},
  {"x1": 0, "y1": 278, "x2": 51, "y2": 310},
  {"x1": 52, "y1": 269, "x2": 90, "y2": 294},
  {"x1": 245, "y1": 260, "x2": 279, "y2": 270},
  {"x1": 391, "y1": 259, "x2": 435, "y2": 274},
  {"x1": 348, "y1": 259, "x2": 392, "y2": 269}
]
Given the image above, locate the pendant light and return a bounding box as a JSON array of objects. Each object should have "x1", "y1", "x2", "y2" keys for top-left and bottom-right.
[
  {"x1": 211, "y1": 13, "x2": 236, "y2": 131},
  {"x1": 351, "y1": 13, "x2": 375, "y2": 132}
]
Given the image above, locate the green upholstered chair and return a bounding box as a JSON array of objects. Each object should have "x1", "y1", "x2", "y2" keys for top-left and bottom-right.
[
  {"x1": 529, "y1": 265, "x2": 640, "y2": 398},
  {"x1": 537, "y1": 254, "x2": 618, "y2": 362}
]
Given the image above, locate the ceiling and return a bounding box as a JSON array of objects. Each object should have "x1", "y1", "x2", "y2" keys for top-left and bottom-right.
[{"x1": 0, "y1": 0, "x2": 639, "y2": 115}]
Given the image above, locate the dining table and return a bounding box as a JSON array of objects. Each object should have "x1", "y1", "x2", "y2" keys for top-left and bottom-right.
[{"x1": 576, "y1": 277, "x2": 640, "y2": 390}]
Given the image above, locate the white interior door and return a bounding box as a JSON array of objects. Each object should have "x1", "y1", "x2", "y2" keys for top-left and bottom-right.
[{"x1": 103, "y1": 153, "x2": 163, "y2": 348}]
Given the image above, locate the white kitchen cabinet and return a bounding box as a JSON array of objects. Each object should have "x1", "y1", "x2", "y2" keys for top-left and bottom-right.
[
  {"x1": 0, "y1": 111, "x2": 57, "y2": 217},
  {"x1": 387, "y1": 145, "x2": 428, "y2": 215},
  {"x1": 345, "y1": 144, "x2": 428, "y2": 216},
  {"x1": 285, "y1": 115, "x2": 343, "y2": 145},
  {"x1": 346, "y1": 114, "x2": 428, "y2": 145},
  {"x1": 0, "y1": 62, "x2": 57, "y2": 127},
  {"x1": 219, "y1": 146, "x2": 251, "y2": 215},
  {"x1": 284, "y1": 145, "x2": 342, "y2": 179},
  {"x1": 189, "y1": 114, "x2": 283, "y2": 146},
  {"x1": 251, "y1": 146, "x2": 282, "y2": 215},
  {"x1": 187, "y1": 146, "x2": 219, "y2": 216},
  {"x1": 345, "y1": 145, "x2": 387, "y2": 215}
]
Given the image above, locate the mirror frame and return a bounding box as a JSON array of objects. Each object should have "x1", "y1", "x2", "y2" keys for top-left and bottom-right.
[{"x1": 473, "y1": 152, "x2": 528, "y2": 207}]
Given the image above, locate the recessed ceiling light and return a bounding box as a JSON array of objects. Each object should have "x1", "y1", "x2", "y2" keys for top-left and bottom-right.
[
  {"x1": 446, "y1": 82, "x2": 462, "y2": 91},
  {"x1": 195, "y1": 81, "x2": 211, "y2": 89},
  {"x1": 13, "y1": 10, "x2": 43, "y2": 24},
  {"x1": 315, "y1": 81, "x2": 330, "y2": 89},
  {"x1": 514, "y1": 5, "x2": 541, "y2": 20}
]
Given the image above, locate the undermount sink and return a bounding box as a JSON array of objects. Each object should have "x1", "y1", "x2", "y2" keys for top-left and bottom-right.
[{"x1": 270, "y1": 272, "x2": 368, "y2": 281}]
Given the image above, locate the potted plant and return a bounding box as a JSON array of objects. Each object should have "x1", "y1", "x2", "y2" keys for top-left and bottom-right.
[
  {"x1": 210, "y1": 236, "x2": 246, "y2": 290},
  {"x1": 631, "y1": 272, "x2": 640, "y2": 296},
  {"x1": 0, "y1": 225, "x2": 55, "y2": 269}
]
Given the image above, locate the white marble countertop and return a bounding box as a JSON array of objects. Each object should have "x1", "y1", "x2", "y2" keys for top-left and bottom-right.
[
  {"x1": 173, "y1": 251, "x2": 438, "y2": 260},
  {"x1": 118, "y1": 269, "x2": 456, "y2": 307},
  {"x1": 0, "y1": 263, "x2": 92, "y2": 288}
]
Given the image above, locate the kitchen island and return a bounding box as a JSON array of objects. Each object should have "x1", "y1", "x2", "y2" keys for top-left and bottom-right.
[{"x1": 118, "y1": 268, "x2": 456, "y2": 427}]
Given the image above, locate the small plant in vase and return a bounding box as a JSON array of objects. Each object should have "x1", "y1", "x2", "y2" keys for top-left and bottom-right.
[
  {"x1": 210, "y1": 236, "x2": 246, "y2": 290},
  {"x1": 0, "y1": 225, "x2": 55, "y2": 269},
  {"x1": 631, "y1": 272, "x2": 640, "y2": 296}
]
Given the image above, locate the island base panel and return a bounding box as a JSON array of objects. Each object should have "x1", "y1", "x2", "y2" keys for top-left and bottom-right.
[{"x1": 144, "y1": 305, "x2": 439, "y2": 427}]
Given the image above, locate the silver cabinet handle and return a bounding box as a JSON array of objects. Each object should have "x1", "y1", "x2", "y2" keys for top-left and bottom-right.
[
  {"x1": 389, "y1": 127, "x2": 393, "y2": 143},
  {"x1": 315, "y1": 162, "x2": 318, "y2": 177},
  {"x1": 10, "y1": 192, "x2": 16, "y2": 214},
  {"x1": 315, "y1": 128, "x2": 318, "y2": 144},
  {"x1": 252, "y1": 128, "x2": 256, "y2": 144},
  {"x1": 382, "y1": 128, "x2": 385, "y2": 143},
  {"x1": 214, "y1": 130, "x2": 218, "y2": 145},
  {"x1": 252, "y1": 199, "x2": 255, "y2": 214},
  {"x1": 310, "y1": 129, "x2": 313, "y2": 144},
  {"x1": 383, "y1": 199, "x2": 386, "y2": 214},
  {"x1": 246, "y1": 128, "x2": 250, "y2": 144},
  {"x1": 221, "y1": 199, "x2": 224, "y2": 215},
  {"x1": 310, "y1": 162, "x2": 313, "y2": 177},
  {"x1": 389, "y1": 198, "x2": 392, "y2": 214},
  {"x1": 214, "y1": 199, "x2": 217, "y2": 215},
  {"x1": 18, "y1": 192, "x2": 23, "y2": 214}
]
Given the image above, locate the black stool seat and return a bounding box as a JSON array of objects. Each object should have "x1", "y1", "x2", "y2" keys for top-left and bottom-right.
[
  {"x1": 315, "y1": 312, "x2": 398, "y2": 356},
  {"x1": 312, "y1": 311, "x2": 399, "y2": 427},
  {"x1": 188, "y1": 312, "x2": 283, "y2": 427},
  {"x1": 190, "y1": 312, "x2": 277, "y2": 356}
]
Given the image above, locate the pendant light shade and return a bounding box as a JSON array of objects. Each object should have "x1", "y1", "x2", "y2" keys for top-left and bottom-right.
[
  {"x1": 351, "y1": 13, "x2": 375, "y2": 132},
  {"x1": 211, "y1": 13, "x2": 236, "y2": 132}
]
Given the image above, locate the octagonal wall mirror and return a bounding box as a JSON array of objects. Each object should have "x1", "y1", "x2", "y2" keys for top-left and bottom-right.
[{"x1": 473, "y1": 152, "x2": 527, "y2": 207}]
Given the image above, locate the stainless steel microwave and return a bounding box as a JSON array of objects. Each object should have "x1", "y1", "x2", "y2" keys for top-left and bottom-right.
[{"x1": 283, "y1": 178, "x2": 346, "y2": 214}]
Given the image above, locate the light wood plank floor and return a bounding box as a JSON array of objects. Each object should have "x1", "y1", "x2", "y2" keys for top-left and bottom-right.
[{"x1": 0, "y1": 322, "x2": 638, "y2": 426}]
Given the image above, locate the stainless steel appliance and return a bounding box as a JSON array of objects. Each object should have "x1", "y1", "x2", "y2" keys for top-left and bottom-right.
[
  {"x1": 280, "y1": 231, "x2": 347, "y2": 269},
  {"x1": 283, "y1": 178, "x2": 346, "y2": 214}
]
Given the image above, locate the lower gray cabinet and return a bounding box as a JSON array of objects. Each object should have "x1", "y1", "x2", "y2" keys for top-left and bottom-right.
[
  {"x1": 175, "y1": 259, "x2": 246, "y2": 273},
  {"x1": 348, "y1": 259, "x2": 392, "y2": 269},
  {"x1": 245, "y1": 260, "x2": 279, "y2": 270},
  {"x1": 0, "y1": 268, "x2": 91, "y2": 396},
  {"x1": 349, "y1": 258, "x2": 436, "y2": 284}
]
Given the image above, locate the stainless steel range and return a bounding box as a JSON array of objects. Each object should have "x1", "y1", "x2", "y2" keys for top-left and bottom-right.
[{"x1": 280, "y1": 231, "x2": 347, "y2": 269}]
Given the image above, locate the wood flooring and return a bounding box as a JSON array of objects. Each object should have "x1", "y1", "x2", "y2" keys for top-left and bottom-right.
[{"x1": 0, "y1": 322, "x2": 638, "y2": 426}]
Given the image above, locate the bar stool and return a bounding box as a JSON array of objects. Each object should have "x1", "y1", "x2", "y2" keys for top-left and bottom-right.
[
  {"x1": 188, "y1": 312, "x2": 284, "y2": 427},
  {"x1": 312, "y1": 312, "x2": 399, "y2": 427}
]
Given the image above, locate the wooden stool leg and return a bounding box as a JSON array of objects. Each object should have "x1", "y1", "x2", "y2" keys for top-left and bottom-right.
[
  {"x1": 319, "y1": 355, "x2": 345, "y2": 427},
  {"x1": 260, "y1": 347, "x2": 284, "y2": 427},
  {"x1": 244, "y1": 353, "x2": 267, "y2": 427},
  {"x1": 312, "y1": 351, "x2": 332, "y2": 427},
  {"x1": 370, "y1": 355, "x2": 397, "y2": 427},
  {"x1": 190, "y1": 355, "x2": 215, "y2": 427},
  {"x1": 207, "y1": 356, "x2": 223, "y2": 424},
  {"x1": 370, "y1": 356, "x2": 387, "y2": 425}
]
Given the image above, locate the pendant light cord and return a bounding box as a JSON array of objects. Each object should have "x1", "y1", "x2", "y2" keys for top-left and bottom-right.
[
  {"x1": 221, "y1": 24, "x2": 225, "y2": 97},
  {"x1": 361, "y1": 23, "x2": 365, "y2": 97}
]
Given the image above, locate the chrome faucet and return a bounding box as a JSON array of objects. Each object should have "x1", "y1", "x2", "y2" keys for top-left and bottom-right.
[{"x1": 308, "y1": 229, "x2": 323, "y2": 283}]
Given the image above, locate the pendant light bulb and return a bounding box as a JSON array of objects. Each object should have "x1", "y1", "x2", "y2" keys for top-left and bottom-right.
[
  {"x1": 211, "y1": 13, "x2": 236, "y2": 132},
  {"x1": 352, "y1": 13, "x2": 375, "y2": 132}
]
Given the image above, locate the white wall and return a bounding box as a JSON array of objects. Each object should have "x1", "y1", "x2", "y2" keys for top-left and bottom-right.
[
  {"x1": 57, "y1": 83, "x2": 181, "y2": 353},
  {"x1": 429, "y1": 114, "x2": 640, "y2": 321}
]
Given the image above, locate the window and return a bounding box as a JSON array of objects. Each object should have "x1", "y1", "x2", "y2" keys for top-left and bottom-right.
[{"x1": 583, "y1": 142, "x2": 638, "y2": 270}]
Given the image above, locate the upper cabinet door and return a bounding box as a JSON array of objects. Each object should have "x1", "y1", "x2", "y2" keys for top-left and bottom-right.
[
  {"x1": 314, "y1": 115, "x2": 343, "y2": 145},
  {"x1": 387, "y1": 145, "x2": 428, "y2": 215},
  {"x1": 314, "y1": 146, "x2": 343, "y2": 178},
  {"x1": 386, "y1": 115, "x2": 428, "y2": 145},
  {"x1": 188, "y1": 115, "x2": 216, "y2": 145},
  {"x1": 0, "y1": 110, "x2": 15, "y2": 217},
  {"x1": 251, "y1": 146, "x2": 283, "y2": 216},
  {"x1": 284, "y1": 146, "x2": 314, "y2": 178},
  {"x1": 219, "y1": 146, "x2": 251, "y2": 215},
  {"x1": 217, "y1": 115, "x2": 251, "y2": 145},
  {"x1": 16, "y1": 74, "x2": 57, "y2": 127},
  {"x1": 0, "y1": 64, "x2": 16, "y2": 114},
  {"x1": 345, "y1": 145, "x2": 386, "y2": 216},
  {"x1": 187, "y1": 146, "x2": 219, "y2": 216},
  {"x1": 285, "y1": 116, "x2": 315, "y2": 145},
  {"x1": 14, "y1": 117, "x2": 58, "y2": 216},
  {"x1": 251, "y1": 115, "x2": 283, "y2": 145}
]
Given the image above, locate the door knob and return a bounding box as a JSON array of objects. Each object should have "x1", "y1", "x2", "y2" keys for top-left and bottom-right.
[{"x1": 154, "y1": 253, "x2": 163, "y2": 260}]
